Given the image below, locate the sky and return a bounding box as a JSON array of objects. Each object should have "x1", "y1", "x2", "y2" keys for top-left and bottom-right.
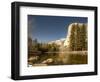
[{"x1": 28, "y1": 15, "x2": 87, "y2": 43}]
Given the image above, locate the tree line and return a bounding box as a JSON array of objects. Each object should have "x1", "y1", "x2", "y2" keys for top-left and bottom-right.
[{"x1": 28, "y1": 37, "x2": 60, "y2": 54}]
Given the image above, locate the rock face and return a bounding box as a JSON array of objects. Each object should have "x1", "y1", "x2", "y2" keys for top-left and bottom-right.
[
  {"x1": 64, "y1": 23, "x2": 87, "y2": 51},
  {"x1": 48, "y1": 38, "x2": 65, "y2": 46},
  {"x1": 48, "y1": 23, "x2": 87, "y2": 51}
]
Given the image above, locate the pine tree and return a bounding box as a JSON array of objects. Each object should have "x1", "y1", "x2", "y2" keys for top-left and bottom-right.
[
  {"x1": 68, "y1": 23, "x2": 87, "y2": 51},
  {"x1": 68, "y1": 24, "x2": 76, "y2": 51},
  {"x1": 81, "y1": 24, "x2": 87, "y2": 50}
]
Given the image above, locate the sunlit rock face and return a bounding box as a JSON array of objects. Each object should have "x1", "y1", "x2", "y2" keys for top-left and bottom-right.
[
  {"x1": 48, "y1": 38, "x2": 65, "y2": 46},
  {"x1": 64, "y1": 23, "x2": 87, "y2": 51},
  {"x1": 64, "y1": 23, "x2": 74, "y2": 47}
]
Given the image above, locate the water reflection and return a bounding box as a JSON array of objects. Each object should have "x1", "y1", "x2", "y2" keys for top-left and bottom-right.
[{"x1": 28, "y1": 51, "x2": 88, "y2": 66}]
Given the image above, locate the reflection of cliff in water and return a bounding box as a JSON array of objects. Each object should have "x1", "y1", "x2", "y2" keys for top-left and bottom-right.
[{"x1": 28, "y1": 51, "x2": 87, "y2": 66}]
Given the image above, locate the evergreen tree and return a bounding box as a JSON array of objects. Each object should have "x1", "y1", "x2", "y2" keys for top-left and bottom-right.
[{"x1": 69, "y1": 24, "x2": 76, "y2": 51}]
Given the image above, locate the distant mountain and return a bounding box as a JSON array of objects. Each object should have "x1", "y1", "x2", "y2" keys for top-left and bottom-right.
[{"x1": 48, "y1": 38, "x2": 65, "y2": 46}]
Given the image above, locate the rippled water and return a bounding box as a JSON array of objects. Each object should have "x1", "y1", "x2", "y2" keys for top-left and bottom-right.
[{"x1": 28, "y1": 51, "x2": 88, "y2": 66}]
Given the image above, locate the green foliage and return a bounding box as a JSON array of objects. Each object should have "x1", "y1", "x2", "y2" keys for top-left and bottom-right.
[{"x1": 28, "y1": 38, "x2": 60, "y2": 54}]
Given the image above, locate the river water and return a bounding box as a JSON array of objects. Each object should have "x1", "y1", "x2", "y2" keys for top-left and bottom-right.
[{"x1": 28, "y1": 51, "x2": 88, "y2": 66}]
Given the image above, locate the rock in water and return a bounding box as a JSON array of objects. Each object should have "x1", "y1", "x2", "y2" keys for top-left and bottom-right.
[{"x1": 41, "y1": 58, "x2": 53, "y2": 64}]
